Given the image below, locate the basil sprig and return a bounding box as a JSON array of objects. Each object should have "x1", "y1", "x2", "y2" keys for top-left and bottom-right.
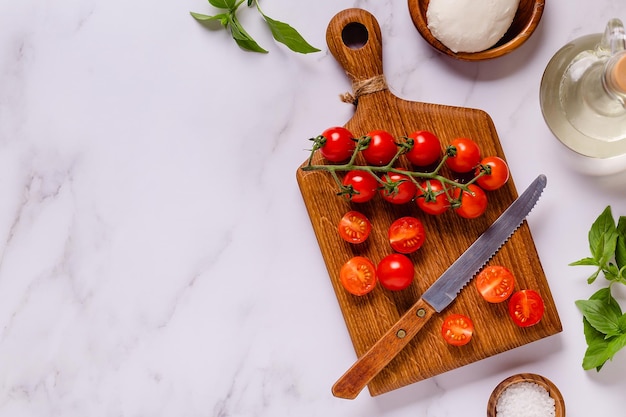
[
  {"x1": 191, "y1": 0, "x2": 320, "y2": 54},
  {"x1": 571, "y1": 206, "x2": 626, "y2": 370}
]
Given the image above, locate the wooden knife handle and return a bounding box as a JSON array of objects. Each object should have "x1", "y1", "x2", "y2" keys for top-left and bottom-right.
[{"x1": 332, "y1": 297, "x2": 437, "y2": 399}]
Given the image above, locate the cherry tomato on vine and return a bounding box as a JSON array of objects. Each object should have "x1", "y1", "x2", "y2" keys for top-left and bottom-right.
[
  {"x1": 446, "y1": 137, "x2": 481, "y2": 173},
  {"x1": 508, "y1": 289, "x2": 545, "y2": 327},
  {"x1": 338, "y1": 211, "x2": 372, "y2": 244},
  {"x1": 388, "y1": 216, "x2": 426, "y2": 254},
  {"x1": 339, "y1": 256, "x2": 377, "y2": 296},
  {"x1": 362, "y1": 130, "x2": 397, "y2": 166},
  {"x1": 341, "y1": 170, "x2": 379, "y2": 203},
  {"x1": 376, "y1": 253, "x2": 415, "y2": 291},
  {"x1": 416, "y1": 179, "x2": 450, "y2": 215},
  {"x1": 441, "y1": 314, "x2": 474, "y2": 346},
  {"x1": 379, "y1": 171, "x2": 417, "y2": 204},
  {"x1": 405, "y1": 130, "x2": 441, "y2": 167},
  {"x1": 475, "y1": 265, "x2": 516, "y2": 303},
  {"x1": 475, "y1": 156, "x2": 510, "y2": 191},
  {"x1": 453, "y1": 184, "x2": 488, "y2": 219},
  {"x1": 318, "y1": 126, "x2": 356, "y2": 162}
]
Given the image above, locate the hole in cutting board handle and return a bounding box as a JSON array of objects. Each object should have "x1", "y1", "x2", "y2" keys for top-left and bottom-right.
[
  {"x1": 326, "y1": 8, "x2": 384, "y2": 84},
  {"x1": 342, "y1": 22, "x2": 368, "y2": 50}
]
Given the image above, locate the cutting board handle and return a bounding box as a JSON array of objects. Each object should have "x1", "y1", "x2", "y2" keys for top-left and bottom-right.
[{"x1": 326, "y1": 8, "x2": 384, "y2": 86}]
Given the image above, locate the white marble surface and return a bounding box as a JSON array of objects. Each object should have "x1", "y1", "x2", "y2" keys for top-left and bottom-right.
[{"x1": 1, "y1": 0, "x2": 626, "y2": 415}]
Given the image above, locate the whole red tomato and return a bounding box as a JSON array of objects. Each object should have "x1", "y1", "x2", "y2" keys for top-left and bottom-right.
[
  {"x1": 318, "y1": 126, "x2": 356, "y2": 162},
  {"x1": 341, "y1": 170, "x2": 379, "y2": 203},
  {"x1": 476, "y1": 156, "x2": 510, "y2": 191},
  {"x1": 379, "y1": 171, "x2": 417, "y2": 204},
  {"x1": 362, "y1": 130, "x2": 397, "y2": 166},
  {"x1": 416, "y1": 179, "x2": 450, "y2": 215},
  {"x1": 446, "y1": 138, "x2": 481, "y2": 173},
  {"x1": 405, "y1": 130, "x2": 441, "y2": 167},
  {"x1": 453, "y1": 184, "x2": 488, "y2": 219},
  {"x1": 376, "y1": 253, "x2": 414, "y2": 291}
]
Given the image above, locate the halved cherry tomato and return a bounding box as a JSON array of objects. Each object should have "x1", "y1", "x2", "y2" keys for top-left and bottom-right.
[
  {"x1": 475, "y1": 156, "x2": 510, "y2": 191},
  {"x1": 441, "y1": 314, "x2": 474, "y2": 346},
  {"x1": 475, "y1": 265, "x2": 516, "y2": 303},
  {"x1": 319, "y1": 126, "x2": 356, "y2": 162},
  {"x1": 416, "y1": 179, "x2": 450, "y2": 215},
  {"x1": 379, "y1": 171, "x2": 417, "y2": 204},
  {"x1": 338, "y1": 211, "x2": 371, "y2": 244},
  {"x1": 376, "y1": 254, "x2": 414, "y2": 291},
  {"x1": 405, "y1": 130, "x2": 441, "y2": 167},
  {"x1": 339, "y1": 256, "x2": 377, "y2": 296},
  {"x1": 388, "y1": 216, "x2": 426, "y2": 254},
  {"x1": 341, "y1": 170, "x2": 379, "y2": 203},
  {"x1": 362, "y1": 130, "x2": 397, "y2": 166},
  {"x1": 453, "y1": 184, "x2": 488, "y2": 219},
  {"x1": 508, "y1": 289, "x2": 545, "y2": 327},
  {"x1": 446, "y1": 137, "x2": 481, "y2": 173}
]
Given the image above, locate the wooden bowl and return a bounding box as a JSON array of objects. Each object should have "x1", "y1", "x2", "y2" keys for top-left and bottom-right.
[
  {"x1": 408, "y1": 0, "x2": 545, "y2": 61},
  {"x1": 487, "y1": 373, "x2": 565, "y2": 417}
]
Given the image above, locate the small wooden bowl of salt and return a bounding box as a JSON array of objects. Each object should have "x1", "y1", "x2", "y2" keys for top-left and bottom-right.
[
  {"x1": 487, "y1": 373, "x2": 565, "y2": 417},
  {"x1": 408, "y1": 0, "x2": 545, "y2": 61}
]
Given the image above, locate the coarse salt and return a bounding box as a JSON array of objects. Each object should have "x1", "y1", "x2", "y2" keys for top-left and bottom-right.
[{"x1": 496, "y1": 382, "x2": 555, "y2": 417}]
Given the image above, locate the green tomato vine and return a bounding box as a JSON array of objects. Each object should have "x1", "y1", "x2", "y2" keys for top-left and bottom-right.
[{"x1": 302, "y1": 133, "x2": 494, "y2": 209}]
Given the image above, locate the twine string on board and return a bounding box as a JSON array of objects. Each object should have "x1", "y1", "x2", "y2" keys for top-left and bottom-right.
[{"x1": 340, "y1": 74, "x2": 388, "y2": 105}]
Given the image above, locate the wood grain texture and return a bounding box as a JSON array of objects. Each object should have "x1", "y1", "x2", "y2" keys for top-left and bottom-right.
[
  {"x1": 332, "y1": 297, "x2": 437, "y2": 399},
  {"x1": 296, "y1": 8, "x2": 562, "y2": 397},
  {"x1": 408, "y1": 0, "x2": 545, "y2": 61}
]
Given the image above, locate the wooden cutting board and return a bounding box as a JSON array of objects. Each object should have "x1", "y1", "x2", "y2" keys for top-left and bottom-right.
[{"x1": 296, "y1": 8, "x2": 562, "y2": 397}]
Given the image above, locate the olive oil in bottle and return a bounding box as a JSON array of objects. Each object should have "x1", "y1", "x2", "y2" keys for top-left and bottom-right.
[{"x1": 540, "y1": 19, "x2": 626, "y2": 173}]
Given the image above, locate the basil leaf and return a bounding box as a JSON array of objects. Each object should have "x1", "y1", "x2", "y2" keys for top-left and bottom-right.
[
  {"x1": 261, "y1": 14, "x2": 321, "y2": 54},
  {"x1": 582, "y1": 315, "x2": 607, "y2": 346},
  {"x1": 575, "y1": 206, "x2": 626, "y2": 372},
  {"x1": 569, "y1": 257, "x2": 602, "y2": 283},
  {"x1": 604, "y1": 263, "x2": 621, "y2": 282},
  {"x1": 619, "y1": 314, "x2": 626, "y2": 332},
  {"x1": 228, "y1": 15, "x2": 268, "y2": 53},
  {"x1": 616, "y1": 216, "x2": 626, "y2": 270},
  {"x1": 589, "y1": 206, "x2": 618, "y2": 265},
  {"x1": 575, "y1": 264, "x2": 602, "y2": 284},
  {"x1": 589, "y1": 287, "x2": 622, "y2": 313},
  {"x1": 576, "y1": 298, "x2": 622, "y2": 336},
  {"x1": 569, "y1": 257, "x2": 599, "y2": 266},
  {"x1": 582, "y1": 336, "x2": 611, "y2": 371},
  {"x1": 209, "y1": 0, "x2": 237, "y2": 9},
  {"x1": 190, "y1": 12, "x2": 228, "y2": 26},
  {"x1": 233, "y1": 36, "x2": 268, "y2": 53},
  {"x1": 607, "y1": 332, "x2": 626, "y2": 359},
  {"x1": 191, "y1": 0, "x2": 319, "y2": 55}
]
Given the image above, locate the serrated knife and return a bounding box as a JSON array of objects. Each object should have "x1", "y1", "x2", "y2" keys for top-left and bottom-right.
[{"x1": 332, "y1": 174, "x2": 547, "y2": 399}]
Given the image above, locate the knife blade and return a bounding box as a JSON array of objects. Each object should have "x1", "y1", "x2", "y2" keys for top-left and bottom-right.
[{"x1": 332, "y1": 174, "x2": 547, "y2": 399}]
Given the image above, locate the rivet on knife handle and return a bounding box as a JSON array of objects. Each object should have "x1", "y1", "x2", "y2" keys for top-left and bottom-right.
[{"x1": 331, "y1": 298, "x2": 436, "y2": 399}]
